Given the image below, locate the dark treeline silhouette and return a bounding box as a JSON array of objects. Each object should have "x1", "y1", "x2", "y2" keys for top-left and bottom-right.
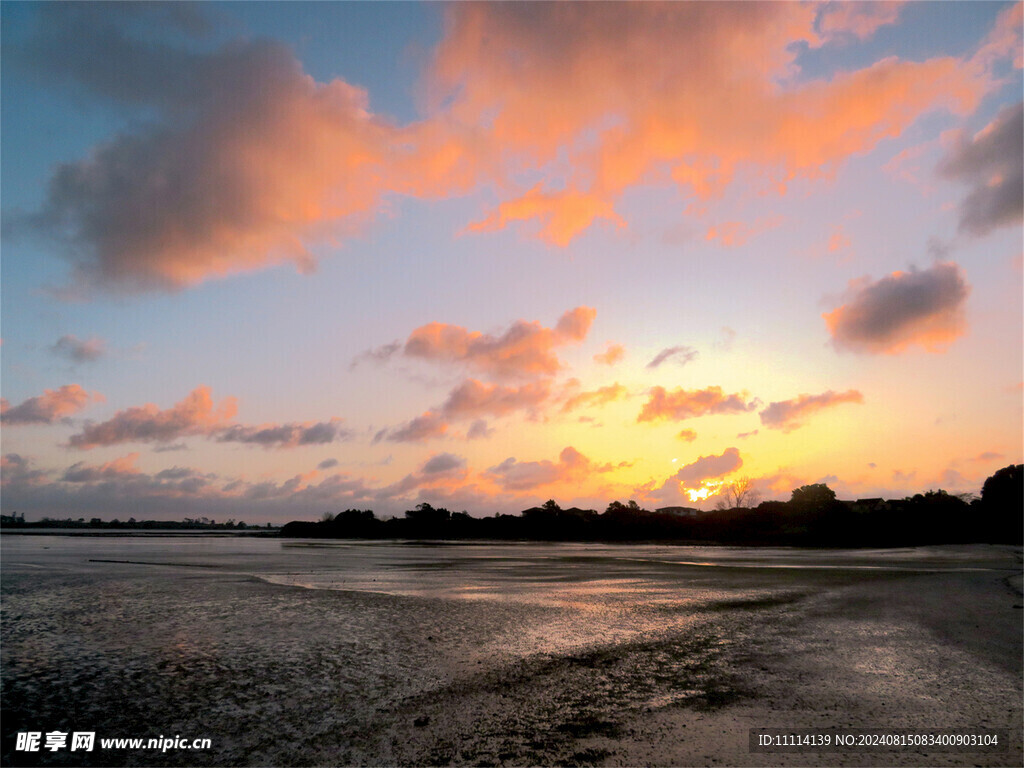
[
  {"x1": 0, "y1": 514, "x2": 276, "y2": 531},
  {"x1": 280, "y1": 464, "x2": 1022, "y2": 546}
]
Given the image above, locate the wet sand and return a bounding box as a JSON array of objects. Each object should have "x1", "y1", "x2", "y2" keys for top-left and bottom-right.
[{"x1": 1, "y1": 540, "x2": 1020, "y2": 767}]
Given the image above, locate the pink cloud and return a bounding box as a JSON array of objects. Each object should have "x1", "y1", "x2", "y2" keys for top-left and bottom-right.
[
  {"x1": 1, "y1": 384, "x2": 103, "y2": 425},
  {"x1": 593, "y1": 342, "x2": 625, "y2": 366},
  {"x1": 649, "y1": 448, "x2": 744, "y2": 505},
  {"x1": 828, "y1": 225, "x2": 852, "y2": 253},
  {"x1": 3, "y1": 452, "x2": 218, "y2": 502},
  {"x1": 973, "y1": 451, "x2": 1006, "y2": 463},
  {"x1": 214, "y1": 419, "x2": 351, "y2": 448},
  {"x1": 646, "y1": 346, "x2": 698, "y2": 370},
  {"x1": 403, "y1": 307, "x2": 595, "y2": 379},
  {"x1": 440, "y1": 379, "x2": 552, "y2": 420},
  {"x1": 64, "y1": 387, "x2": 353, "y2": 450},
  {"x1": 379, "y1": 412, "x2": 449, "y2": 444},
  {"x1": 970, "y1": 2, "x2": 1023, "y2": 72},
  {"x1": 669, "y1": 448, "x2": 743, "y2": 487},
  {"x1": 705, "y1": 216, "x2": 783, "y2": 248},
  {"x1": 637, "y1": 386, "x2": 757, "y2": 423},
  {"x1": 484, "y1": 446, "x2": 620, "y2": 492},
  {"x1": 68, "y1": 386, "x2": 237, "y2": 448},
  {"x1": 376, "y1": 373, "x2": 559, "y2": 445},
  {"x1": 421, "y1": 453, "x2": 467, "y2": 476},
  {"x1": 376, "y1": 453, "x2": 469, "y2": 499},
  {"x1": 62, "y1": 453, "x2": 142, "y2": 482},
  {"x1": 817, "y1": 1, "x2": 904, "y2": 43},
  {"x1": 824, "y1": 262, "x2": 970, "y2": 354},
  {"x1": 759, "y1": 390, "x2": 864, "y2": 432},
  {"x1": 467, "y1": 420, "x2": 494, "y2": 440},
  {"x1": 1, "y1": 454, "x2": 50, "y2": 487}
]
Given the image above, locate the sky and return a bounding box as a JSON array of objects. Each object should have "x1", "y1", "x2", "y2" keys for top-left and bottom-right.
[{"x1": 1, "y1": 1, "x2": 1021, "y2": 525}]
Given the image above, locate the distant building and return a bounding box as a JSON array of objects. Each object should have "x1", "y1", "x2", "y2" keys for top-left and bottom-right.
[
  {"x1": 839, "y1": 498, "x2": 891, "y2": 513},
  {"x1": 656, "y1": 506, "x2": 702, "y2": 517}
]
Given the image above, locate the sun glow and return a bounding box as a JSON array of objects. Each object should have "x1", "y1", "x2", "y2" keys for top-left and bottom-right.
[{"x1": 686, "y1": 479, "x2": 725, "y2": 502}]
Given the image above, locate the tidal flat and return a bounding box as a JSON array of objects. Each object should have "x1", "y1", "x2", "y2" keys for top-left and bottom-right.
[{"x1": 1, "y1": 536, "x2": 1020, "y2": 767}]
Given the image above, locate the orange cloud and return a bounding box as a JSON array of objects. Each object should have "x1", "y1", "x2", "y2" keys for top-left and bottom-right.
[
  {"x1": 759, "y1": 390, "x2": 864, "y2": 432},
  {"x1": 431, "y1": 2, "x2": 991, "y2": 244},
  {"x1": 824, "y1": 262, "x2": 970, "y2": 354},
  {"x1": 24, "y1": 2, "x2": 1010, "y2": 292},
  {"x1": 593, "y1": 342, "x2": 625, "y2": 366},
  {"x1": 561, "y1": 383, "x2": 628, "y2": 413},
  {"x1": 35, "y1": 47, "x2": 401, "y2": 290},
  {"x1": 23, "y1": 6, "x2": 484, "y2": 293},
  {"x1": 1, "y1": 384, "x2": 103, "y2": 425},
  {"x1": 677, "y1": 429, "x2": 698, "y2": 443},
  {"x1": 637, "y1": 386, "x2": 757, "y2": 423},
  {"x1": 403, "y1": 307, "x2": 595, "y2": 379},
  {"x1": 465, "y1": 186, "x2": 626, "y2": 246},
  {"x1": 68, "y1": 386, "x2": 237, "y2": 449}
]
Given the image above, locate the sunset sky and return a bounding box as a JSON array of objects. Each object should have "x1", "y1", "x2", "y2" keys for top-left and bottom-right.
[{"x1": 2, "y1": 1, "x2": 1021, "y2": 524}]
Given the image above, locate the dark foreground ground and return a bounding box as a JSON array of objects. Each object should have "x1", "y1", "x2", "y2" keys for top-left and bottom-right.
[{"x1": 1, "y1": 541, "x2": 1020, "y2": 767}]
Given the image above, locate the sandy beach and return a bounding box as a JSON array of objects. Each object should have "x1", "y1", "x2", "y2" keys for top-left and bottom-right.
[{"x1": 1, "y1": 538, "x2": 1020, "y2": 767}]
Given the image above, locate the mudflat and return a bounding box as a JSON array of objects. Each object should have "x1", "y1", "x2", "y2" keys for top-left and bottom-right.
[{"x1": 1, "y1": 538, "x2": 1020, "y2": 767}]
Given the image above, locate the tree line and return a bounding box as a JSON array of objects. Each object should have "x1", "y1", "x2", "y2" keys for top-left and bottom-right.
[
  {"x1": 0, "y1": 514, "x2": 275, "y2": 531},
  {"x1": 279, "y1": 464, "x2": 1022, "y2": 547}
]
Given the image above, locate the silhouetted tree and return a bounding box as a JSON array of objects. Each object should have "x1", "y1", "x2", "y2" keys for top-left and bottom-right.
[
  {"x1": 982, "y1": 464, "x2": 1023, "y2": 510},
  {"x1": 605, "y1": 500, "x2": 642, "y2": 514},
  {"x1": 714, "y1": 477, "x2": 761, "y2": 510},
  {"x1": 405, "y1": 502, "x2": 451, "y2": 527},
  {"x1": 980, "y1": 464, "x2": 1023, "y2": 542},
  {"x1": 790, "y1": 484, "x2": 837, "y2": 510}
]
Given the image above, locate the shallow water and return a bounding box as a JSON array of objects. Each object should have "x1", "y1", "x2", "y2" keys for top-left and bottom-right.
[{"x1": 4, "y1": 536, "x2": 1009, "y2": 592}]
